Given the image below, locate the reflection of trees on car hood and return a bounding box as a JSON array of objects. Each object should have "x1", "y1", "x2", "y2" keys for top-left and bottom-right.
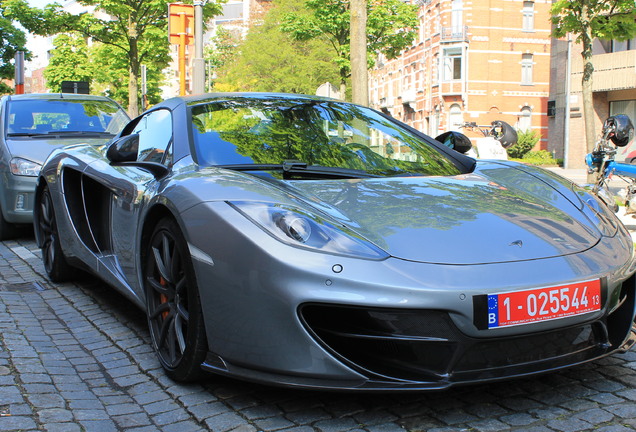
[{"x1": 285, "y1": 164, "x2": 596, "y2": 264}]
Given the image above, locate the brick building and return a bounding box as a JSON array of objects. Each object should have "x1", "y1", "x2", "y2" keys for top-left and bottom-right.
[
  {"x1": 549, "y1": 37, "x2": 636, "y2": 168},
  {"x1": 370, "y1": 0, "x2": 552, "y2": 149}
]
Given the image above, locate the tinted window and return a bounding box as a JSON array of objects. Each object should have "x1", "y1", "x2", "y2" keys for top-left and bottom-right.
[
  {"x1": 7, "y1": 99, "x2": 128, "y2": 135},
  {"x1": 190, "y1": 99, "x2": 462, "y2": 177}
]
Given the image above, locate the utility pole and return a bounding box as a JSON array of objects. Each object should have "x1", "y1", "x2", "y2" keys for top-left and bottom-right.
[
  {"x1": 350, "y1": 0, "x2": 368, "y2": 106},
  {"x1": 192, "y1": 0, "x2": 206, "y2": 94}
]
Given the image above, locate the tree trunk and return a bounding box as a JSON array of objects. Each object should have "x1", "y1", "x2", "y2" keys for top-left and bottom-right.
[
  {"x1": 127, "y1": 21, "x2": 140, "y2": 117},
  {"x1": 350, "y1": 0, "x2": 368, "y2": 106},
  {"x1": 339, "y1": 77, "x2": 347, "y2": 102},
  {"x1": 580, "y1": 3, "x2": 597, "y2": 183}
]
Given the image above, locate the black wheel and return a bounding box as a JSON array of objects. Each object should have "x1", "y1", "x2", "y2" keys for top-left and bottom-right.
[
  {"x1": 37, "y1": 186, "x2": 73, "y2": 282},
  {"x1": 144, "y1": 218, "x2": 208, "y2": 382}
]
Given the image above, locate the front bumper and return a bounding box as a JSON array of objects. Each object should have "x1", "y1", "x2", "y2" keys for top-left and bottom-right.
[{"x1": 0, "y1": 173, "x2": 37, "y2": 224}]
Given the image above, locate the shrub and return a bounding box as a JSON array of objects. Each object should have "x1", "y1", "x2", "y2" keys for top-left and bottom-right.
[
  {"x1": 522, "y1": 150, "x2": 558, "y2": 166},
  {"x1": 507, "y1": 129, "x2": 540, "y2": 159}
]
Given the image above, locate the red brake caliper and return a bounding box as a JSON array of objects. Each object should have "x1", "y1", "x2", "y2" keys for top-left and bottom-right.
[{"x1": 160, "y1": 277, "x2": 169, "y2": 319}]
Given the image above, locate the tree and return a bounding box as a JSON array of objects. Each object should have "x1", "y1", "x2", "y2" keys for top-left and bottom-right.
[
  {"x1": 0, "y1": 8, "x2": 29, "y2": 95},
  {"x1": 4, "y1": 0, "x2": 223, "y2": 116},
  {"x1": 280, "y1": 0, "x2": 418, "y2": 100},
  {"x1": 91, "y1": 42, "x2": 164, "y2": 108},
  {"x1": 43, "y1": 33, "x2": 94, "y2": 92},
  {"x1": 214, "y1": 0, "x2": 341, "y2": 95},
  {"x1": 551, "y1": 0, "x2": 636, "y2": 166},
  {"x1": 205, "y1": 27, "x2": 240, "y2": 72}
]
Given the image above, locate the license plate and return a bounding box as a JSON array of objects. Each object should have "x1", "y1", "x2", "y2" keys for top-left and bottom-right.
[{"x1": 487, "y1": 279, "x2": 602, "y2": 328}]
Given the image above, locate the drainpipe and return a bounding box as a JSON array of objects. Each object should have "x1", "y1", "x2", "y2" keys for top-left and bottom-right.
[{"x1": 563, "y1": 35, "x2": 572, "y2": 169}]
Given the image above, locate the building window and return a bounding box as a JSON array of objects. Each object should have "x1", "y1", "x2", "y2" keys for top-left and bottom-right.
[
  {"x1": 518, "y1": 106, "x2": 532, "y2": 132},
  {"x1": 610, "y1": 100, "x2": 636, "y2": 127},
  {"x1": 451, "y1": 0, "x2": 463, "y2": 34},
  {"x1": 612, "y1": 37, "x2": 636, "y2": 52},
  {"x1": 443, "y1": 48, "x2": 462, "y2": 81},
  {"x1": 521, "y1": 54, "x2": 533, "y2": 85},
  {"x1": 522, "y1": 1, "x2": 534, "y2": 32}
]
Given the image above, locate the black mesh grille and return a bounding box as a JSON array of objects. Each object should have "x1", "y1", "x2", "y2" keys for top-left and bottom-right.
[{"x1": 300, "y1": 300, "x2": 633, "y2": 385}]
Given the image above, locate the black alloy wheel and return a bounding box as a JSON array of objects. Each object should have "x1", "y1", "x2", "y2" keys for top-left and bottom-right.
[
  {"x1": 144, "y1": 218, "x2": 207, "y2": 382},
  {"x1": 38, "y1": 186, "x2": 73, "y2": 282}
]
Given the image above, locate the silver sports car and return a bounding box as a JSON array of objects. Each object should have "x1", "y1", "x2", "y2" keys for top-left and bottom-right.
[{"x1": 34, "y1": 93, "x2": 636, "y2": 390}]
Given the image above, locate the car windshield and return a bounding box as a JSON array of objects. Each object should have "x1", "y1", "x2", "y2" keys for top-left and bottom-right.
[
  {"x1": 7, "y1": 98, "x2": 129, "y2": 136},
  {"x1": 190, "y1": 98, "x2": 463, "y2": 177}
]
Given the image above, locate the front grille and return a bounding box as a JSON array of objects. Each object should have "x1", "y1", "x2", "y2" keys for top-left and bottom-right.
[{"x1": 300, "y1": 298, "x2": 634, "y2": 385}]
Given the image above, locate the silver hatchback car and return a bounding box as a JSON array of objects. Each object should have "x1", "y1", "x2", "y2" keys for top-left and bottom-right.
[{"x1": 0, "y1": 93, "x2": 129, "y2": 239}]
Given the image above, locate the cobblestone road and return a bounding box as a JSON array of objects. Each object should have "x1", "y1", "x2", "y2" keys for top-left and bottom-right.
[{"x1": 2, "y1": 235, "x2": 636, "y2": 432}]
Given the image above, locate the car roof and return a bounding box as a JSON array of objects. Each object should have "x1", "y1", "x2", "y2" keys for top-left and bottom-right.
[
  {"x1": 4, "y1": 93, "x2": 118, "y2": 102},
  {"x1": 154, "y1": 92, "x2": 340, "y2": 111}
]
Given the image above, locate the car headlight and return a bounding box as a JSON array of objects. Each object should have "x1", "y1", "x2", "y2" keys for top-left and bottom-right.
[
  {"x1": 10, "y1": 158, "x2": 42, "y2": 177},
  {"x1": 229, "y1": 201, "x2": 389, "y2": 260}
]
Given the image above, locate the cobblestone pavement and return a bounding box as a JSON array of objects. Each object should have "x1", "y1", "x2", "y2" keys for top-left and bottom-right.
[{"x1": 2, "y1": 235, "x2": 636, "y2": 432}]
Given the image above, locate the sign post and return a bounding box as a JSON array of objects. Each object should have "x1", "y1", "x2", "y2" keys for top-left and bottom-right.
[
  {"x1": 14, "y1": 52, "x2": 25, "y2": 95},
  {"x1": 168, "y1": 3, "x2": 194, "y2": 96}
]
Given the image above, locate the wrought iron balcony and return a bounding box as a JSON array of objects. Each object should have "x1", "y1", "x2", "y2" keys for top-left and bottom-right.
[{"x1": 441, "y1": 26, "x2": 469, "y2": 43}]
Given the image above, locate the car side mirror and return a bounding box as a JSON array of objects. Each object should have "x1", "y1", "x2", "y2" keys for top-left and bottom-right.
[
  {"x1": 435, "y1": 131, "x2": 473, "y2": 154},
  {"x1": 107, "y1": 134, "x2": 139, "y2": 163}
]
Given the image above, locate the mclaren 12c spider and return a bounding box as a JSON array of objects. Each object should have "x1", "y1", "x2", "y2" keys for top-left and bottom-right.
[{"x1": 34, "y1": 93, "x2": 636, "y2": 390}]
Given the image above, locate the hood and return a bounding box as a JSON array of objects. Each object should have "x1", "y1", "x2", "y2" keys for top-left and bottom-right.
[
  {"x1": 5, "y1": 136, "x2": 113, "y2": 165},
  {"x1": 285, "y1": 161, "x2": 601, "y2": 265}
]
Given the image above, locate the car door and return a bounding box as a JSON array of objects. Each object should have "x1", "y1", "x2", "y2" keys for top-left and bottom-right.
[{"x1": 80, "y1": 108, "x2": 174, "y2": 301}]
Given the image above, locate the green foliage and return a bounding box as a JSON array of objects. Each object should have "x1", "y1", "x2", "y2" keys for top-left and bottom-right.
[
  {"x1": 506, "y1": 129, "x2": 540, "y2": 159},
  {"x1": 205, "y1": 27, "x2": 240, "y2": 72},
  {"x1": 0, "y1": 5, "x2": 29, "y2": 94},
  {"x1": 551, "y1": 0, "x2": 636, "y2": 43},
  {"x1": 280, "y1": 0, "x2": 418, "y2": 93},
  {"x1": 44, "y1": 34, "x2": 94, "y2": 92},
  {"x1": 4, "y1": 0, "x2": 223, "y2": 114},
  {"x1": 215, "y1": 0, "x2": 341, "y2": 94},
  {"x1": 521, "y1": 150, "x2": 559, "y2": 166}
]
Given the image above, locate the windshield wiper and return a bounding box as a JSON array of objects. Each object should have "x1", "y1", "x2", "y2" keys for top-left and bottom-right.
[
  {"x1": 43, "y1": 131, "x2": 114, "y2": 136},
  {"x1": 6, "y1": 132, "x2": 47, "y2": 137},
  {"x1": 216, "y1": 161, "x2": 378, "y2": 179}
]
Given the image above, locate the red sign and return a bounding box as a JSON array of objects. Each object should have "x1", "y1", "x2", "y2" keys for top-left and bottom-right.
[{"x1": 488, "y1": 279, "x2": 602, "y2": 328}]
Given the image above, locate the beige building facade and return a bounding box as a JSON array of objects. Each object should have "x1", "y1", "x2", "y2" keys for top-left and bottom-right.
[
  {"x1": 549, "y1": 37, "x2": 636, "y2": 168},
  {"x1": 370, "y1": 0, "x2": 552, "y2": 149}
]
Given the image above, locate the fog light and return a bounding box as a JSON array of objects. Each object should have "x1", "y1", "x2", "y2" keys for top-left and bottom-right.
[{"x1": 15, "y1": 194, "x2": 26, "y2": 210}]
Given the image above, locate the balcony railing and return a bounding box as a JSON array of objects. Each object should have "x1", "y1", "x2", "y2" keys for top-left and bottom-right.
[
  {"x1": 570, "y1": 50, "x2": 636, "y2": 92},
  {"x1": 441, "y1": 26, "x2": 469, "y2": 43}
]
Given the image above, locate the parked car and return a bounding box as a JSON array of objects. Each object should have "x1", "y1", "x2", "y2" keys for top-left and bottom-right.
[
  {"x1": 0, "y1": 93, "x2": 129, "y2": 239},
  {"x1": 34, "y1": 93, "x2": 636, "y2": 390}
]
